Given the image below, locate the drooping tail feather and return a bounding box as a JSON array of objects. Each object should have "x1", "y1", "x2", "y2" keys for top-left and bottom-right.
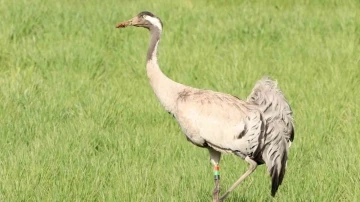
[
  {"x1": 247, "y1": 76, "x2": 294, "y2": 197},
  {"x1": 263, "y1": 122, "x2": 289, "y2": 197}
]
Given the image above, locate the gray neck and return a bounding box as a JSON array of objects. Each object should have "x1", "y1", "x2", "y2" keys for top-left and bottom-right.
[
  {"x1": 147, "y1": 27, "x2": 161, "y2": 61},
  {"x1": 145, "y1": 26, "x2": 186, "y2": 113}
]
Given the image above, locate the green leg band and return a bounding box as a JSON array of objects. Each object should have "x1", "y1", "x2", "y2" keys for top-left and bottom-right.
[{"x1": 214, "y1": 171, "x2": 220, "y2": 180}]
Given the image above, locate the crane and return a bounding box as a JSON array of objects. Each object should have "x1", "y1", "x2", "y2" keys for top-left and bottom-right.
[{"x1": 115, "y1": 11, "x2": 294, "y2": 202}]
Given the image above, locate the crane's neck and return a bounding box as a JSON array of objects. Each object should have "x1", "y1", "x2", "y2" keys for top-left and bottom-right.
[{"x1": 146, "y1": 27, "x2": 185, "y2": 114}]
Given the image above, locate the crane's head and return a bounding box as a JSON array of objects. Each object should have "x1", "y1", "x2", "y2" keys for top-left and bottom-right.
[{"x1": 116, "y1": 11, "x2": 163, "y2": 31}]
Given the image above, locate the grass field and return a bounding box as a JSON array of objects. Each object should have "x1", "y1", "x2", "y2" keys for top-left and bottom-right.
[{"x1": 0, "y1": 0, "x2": 359, "y2": 201}]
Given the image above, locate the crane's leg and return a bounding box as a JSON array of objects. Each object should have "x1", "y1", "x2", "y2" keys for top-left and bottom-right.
[
  {"x1": 208, "y1": 147, "x2": 221, "y2": 202},
  {"x1": 219, "y1": 156, "x2": 257, "y2": 201}
]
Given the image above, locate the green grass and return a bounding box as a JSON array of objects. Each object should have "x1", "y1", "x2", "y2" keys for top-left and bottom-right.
[{"x1": 0, "y1": 0, "x2": 359, "y2": 201}]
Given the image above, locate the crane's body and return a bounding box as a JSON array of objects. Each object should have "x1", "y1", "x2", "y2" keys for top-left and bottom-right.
[
  {"x1": 116, "y1": 11, "x2": 294, "y2": 202},
  {"x1": 175, "y1": 88, "x2": 265, "y2": 157}
]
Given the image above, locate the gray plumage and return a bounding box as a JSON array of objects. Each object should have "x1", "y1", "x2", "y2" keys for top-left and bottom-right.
[
  {"x1": 175, "y1": 77, "x2": 294, "y2": 197},
  {"x1": 116, "y1": 11, "x2": 295, "y2": 201},
  {"x1": 247, "y1": 77, "x2": 294, "y2": 196}
]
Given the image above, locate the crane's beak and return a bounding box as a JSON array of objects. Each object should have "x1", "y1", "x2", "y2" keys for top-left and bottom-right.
[
  {"x1": 116, "y1": 16, "x2": 140, "y2": 28},
  {"x1": 116, "y1": 20, "x2": 131, "y2": 28}
]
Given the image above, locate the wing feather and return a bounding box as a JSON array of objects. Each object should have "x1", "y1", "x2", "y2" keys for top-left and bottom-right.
[{"x1": 247, "y1": 76, "x2": 294, "y2": 196}]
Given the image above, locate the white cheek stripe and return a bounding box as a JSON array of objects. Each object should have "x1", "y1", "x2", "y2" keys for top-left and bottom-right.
[{"x1": 144, "y1": 16, "x2": 162, "y2": 30}]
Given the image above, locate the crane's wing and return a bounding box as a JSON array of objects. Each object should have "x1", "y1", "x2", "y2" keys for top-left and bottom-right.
[
  {"x1": 247, "y1": 76, "x2": 294, "y2": 143},
  {"x1": 175, "y1": 88, "x2": 265, "y2": 158},
  {"x1": 247, "y1": 76, "x2": 294, "y2": 196}
]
